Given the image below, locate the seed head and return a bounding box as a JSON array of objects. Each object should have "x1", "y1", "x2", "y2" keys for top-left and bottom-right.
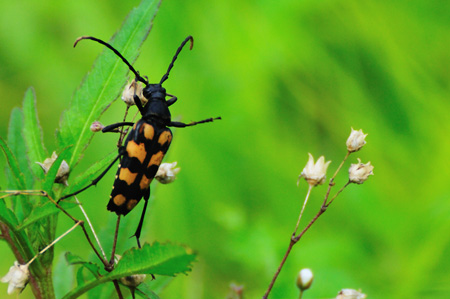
[
  {"x1": 348, "y1": 159, "x2": 374, "y2": 184},
  {"x1": 346, "y1": 128, "x2": 367, "y2": 153},
  {"x1": 298, "y1": 153, "x2": 331, "y2": 187}
]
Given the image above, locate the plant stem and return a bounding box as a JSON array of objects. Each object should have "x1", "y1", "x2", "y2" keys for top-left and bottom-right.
[
  {"x1": 293, "y1": 185, "x2": 312, "y2": 236},
  {"x1": 263, "y1": 152, "x2": 352, "y2": 298}
]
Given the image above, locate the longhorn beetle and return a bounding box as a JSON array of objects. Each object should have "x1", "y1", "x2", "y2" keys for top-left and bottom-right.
[{"x1": 60, "y1": 35, "x2": 220, "y2": 247}]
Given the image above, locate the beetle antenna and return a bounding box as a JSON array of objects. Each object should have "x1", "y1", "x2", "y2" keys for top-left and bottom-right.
[
  {"x1": 74, "y1": 36, "x2": 148, "y2": 85},
  {"x1": 160, "y1": 36, "x2": 194, "y2": 85}
]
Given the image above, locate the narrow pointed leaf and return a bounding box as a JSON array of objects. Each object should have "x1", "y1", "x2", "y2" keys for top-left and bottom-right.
[
  {"x1": 7, "y1": 107, "x2": 34, "y2": 188},
  {"x1": 57, "y1": 0, "x2": 161, "y2": 170},
  {"x1": 22, "y1": 87, "x2": 47, "y2": 179},
  {"x1": 0, "y1": 137, "x2": 26, "y2": 190}
]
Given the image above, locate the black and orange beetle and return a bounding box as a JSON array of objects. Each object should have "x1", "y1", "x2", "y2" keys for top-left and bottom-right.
[{"x1": 60, "y1": 36, "x2": 220, "y2": 246}]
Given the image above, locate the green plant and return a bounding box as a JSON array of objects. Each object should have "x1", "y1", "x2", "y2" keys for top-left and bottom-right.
[{"x1": 0, "y1": 1, "x2": 196, "y2": 298}]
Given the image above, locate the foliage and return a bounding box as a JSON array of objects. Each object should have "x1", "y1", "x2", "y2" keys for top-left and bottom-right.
[{"x1": 0, "y1": 0, "x2": 449, "y2": 298}]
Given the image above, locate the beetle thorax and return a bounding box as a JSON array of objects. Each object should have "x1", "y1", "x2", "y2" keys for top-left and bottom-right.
[{"x1": 142, "y1": 84, "x2": 171, "y2": 122}]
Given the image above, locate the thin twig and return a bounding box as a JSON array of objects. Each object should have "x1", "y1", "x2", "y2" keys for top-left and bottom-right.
[
  {"x1": 74, "y1": 196, "x2": 107, "y2": 260},
  {"x1": 26, "y1": 221, "x2": 82, "y2": 266},
  {"x1": 293, "y1": 185, "x2": 313, "y2": 236},
  {"x1": 108, "y1": 215, "x2": 121, "y2": 269},
  {"x1": 113, "y1": 280, "x2": 124, "y2": 299}
]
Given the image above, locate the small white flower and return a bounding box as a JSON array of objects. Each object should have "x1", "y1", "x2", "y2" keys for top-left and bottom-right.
[
  {"x1": 298, "y1": 153, "x2": 331, "y2": 187},
  {"x1": 346, "y1": 128, "x2": 367, "y2": 152},
  {"x1": 155, "y1": 162, "x2": 181, "y2": 184},
  {"x1": 348, "y1": 159, "x2": 374, "y2": 184},
  {"x1": 121, "y1": 79, "x2": 146, "y2": 106},
  {"x1": 336, "y1": 289, "x2": 367, "y2": 299},
  {"x1": 296, "y1": 268, "x2": 314, "y2": 291},
  {"x1": 90, "y1": 121, "x2": 105, "y2": 132},
  {"x1": 36, "y1": 152, "x2": 70, "y2": 186},
  {"x1": 1, "y1": 261, "x2": 30, "y2": 294}
]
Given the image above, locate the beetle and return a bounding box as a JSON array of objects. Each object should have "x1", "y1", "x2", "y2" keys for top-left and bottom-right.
[{"x1": 59, "y1": 35, "x2": 220, "y2": 247}]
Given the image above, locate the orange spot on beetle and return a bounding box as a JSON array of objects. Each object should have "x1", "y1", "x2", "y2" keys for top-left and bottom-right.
[
  {"x1": 148, "y1": 151, "x2": 164, "y2": 168},
  {"x1": 126, "y1": 140, "x2": 147, "y2": 163},
  {"x1": 127, "y1": 199, "x2": 138, "y2": 211},
  {"x1": 158, "y1": 130, "x2": 172, "y2": 145},
  {"x1": 139, "y1": 174, "x2": 153, "y2": 190},
  {"x1": 143, "y1": 124, "x2": 155, "y2": 140},
  {"x1": 113, "y1": 194, "x2": 126, "y2": 206},
  {"x1": 119, "y1": 168, "x2": 138, "y2": 185}
]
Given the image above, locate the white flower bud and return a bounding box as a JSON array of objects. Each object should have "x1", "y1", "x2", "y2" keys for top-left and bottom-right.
[
  {"x1": 36, "y1": 152, "x2": 70, "y2": 185},
  {"x1": 121, "y1": 79, "x2": 146, "y2": 106},
  {"x1": 296, "y1": 268, "x2": 314, "y2": 291},
  {"x1": 90, "y1": 121, "x2": 105, "y2": 132},
  {"x1": 336, "y1": 289, "x2": 367, "y2": 299},
  {"x1": 1, "y1": 261, "x2": 30, "y2": 294},
  {"x1": 348, "y1": 159, "x2": 374, "y2": 184},
  {"x1": 298, "y1": 153, "x2": 331, "y2": 187},
  {"x1": 346, "y1": 128, "x2": 367, "y2": 152},
  {"x1": 155, "y1": 162, "x2": 180, "y2": 184}
]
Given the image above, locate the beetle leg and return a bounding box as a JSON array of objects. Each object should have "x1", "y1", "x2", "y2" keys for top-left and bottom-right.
[
  {"x1": 133, "y1": 188, "x2": 150, "y2": 248},
  {"x1": 169, "y1": 116, "x2": 221, "y2": 128},
  {"x1": 58, "y1": 148, "x2": 125, "y2": 203},
  {"x1": 102, "y1": 122, "x2": 135, "y2": 133},
  {"x1": 166, "y1": 95, "x2": 177, "y2": 106}
]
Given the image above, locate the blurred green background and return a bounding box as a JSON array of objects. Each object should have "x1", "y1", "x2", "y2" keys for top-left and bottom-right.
[{"x1": 1, "y1": 0, "x2": 449, "y2": 298}]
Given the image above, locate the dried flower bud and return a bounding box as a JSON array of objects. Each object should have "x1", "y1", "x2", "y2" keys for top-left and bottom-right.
[
  {"x1": 155, "y1": 162, "x2": 180, "y2": 184},
  {"x1": 1, "y1": 261, "x2": 30, "y2": 294},
  {"x1": 119, "y1": 274, "x2": 147, "y2": 287},
  {"x1": 114, "y1": 254, "x2": 146, "y2": 287},
  {"x1": 90, "y1": 121, "x2": 105, "y2": 132},
  {"x1": 296, "y1": 268, "x2": 314, "y2": 291},
  {"x1": 227, "y1": 283, "x2": 244, "y2": 299},
  {"x1": 336, "y1": 289, "x2": 367, "y2": 299},
  {"x1": 346, "y1": 128, "x2": 367, "y2": 152},
  {"x1": 36, "y1": 152, "x2": 70, "y2": 185},
  {"x1": 122, "y1": 79, "x2": 146, "y2": 106},
  {"x1": 349, "y1": 159, "x2": 374, "y2": 184},
  {"x1": 298, "y1": 153, "x2": 331, "y2": 187}
]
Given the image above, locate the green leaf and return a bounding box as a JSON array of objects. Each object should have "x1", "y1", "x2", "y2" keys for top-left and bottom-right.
[
  {"x1": 114, "y1": 242, "x2": 196, "y2": 276},
  {"x1": 57, "y1": 0, "x2": 161, "y2": 170},
  {"x1": 6, "y1": 108, "x2": 34, "y2": 219},
  {"x1": 134, "y1": 283, "x2": 160, "y2": 299},
  {"x1": 7, "y1": 107, "x2": 34, "y2": 188},
  {"x1": 0, "y1": 137, "x2": 26, "y2": 190},
  {"x1": 17, "y1": 200, "x2": 77, "y2": 230},
  {"x1": 22, "y1": 87, "x2": 47, "y2": 179},
  {"x1": 62, "y1": 242, "x2": 196, "y2": 299},
  {"x1": 0, "y1": 193, "x2": 20, "y2": 229},
  {"x1": 65, "y1": 252, "x2": 102, "y2": 287},
  {"x1": 62, "y1": 150, "x2": 117, "y2": 197}
]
